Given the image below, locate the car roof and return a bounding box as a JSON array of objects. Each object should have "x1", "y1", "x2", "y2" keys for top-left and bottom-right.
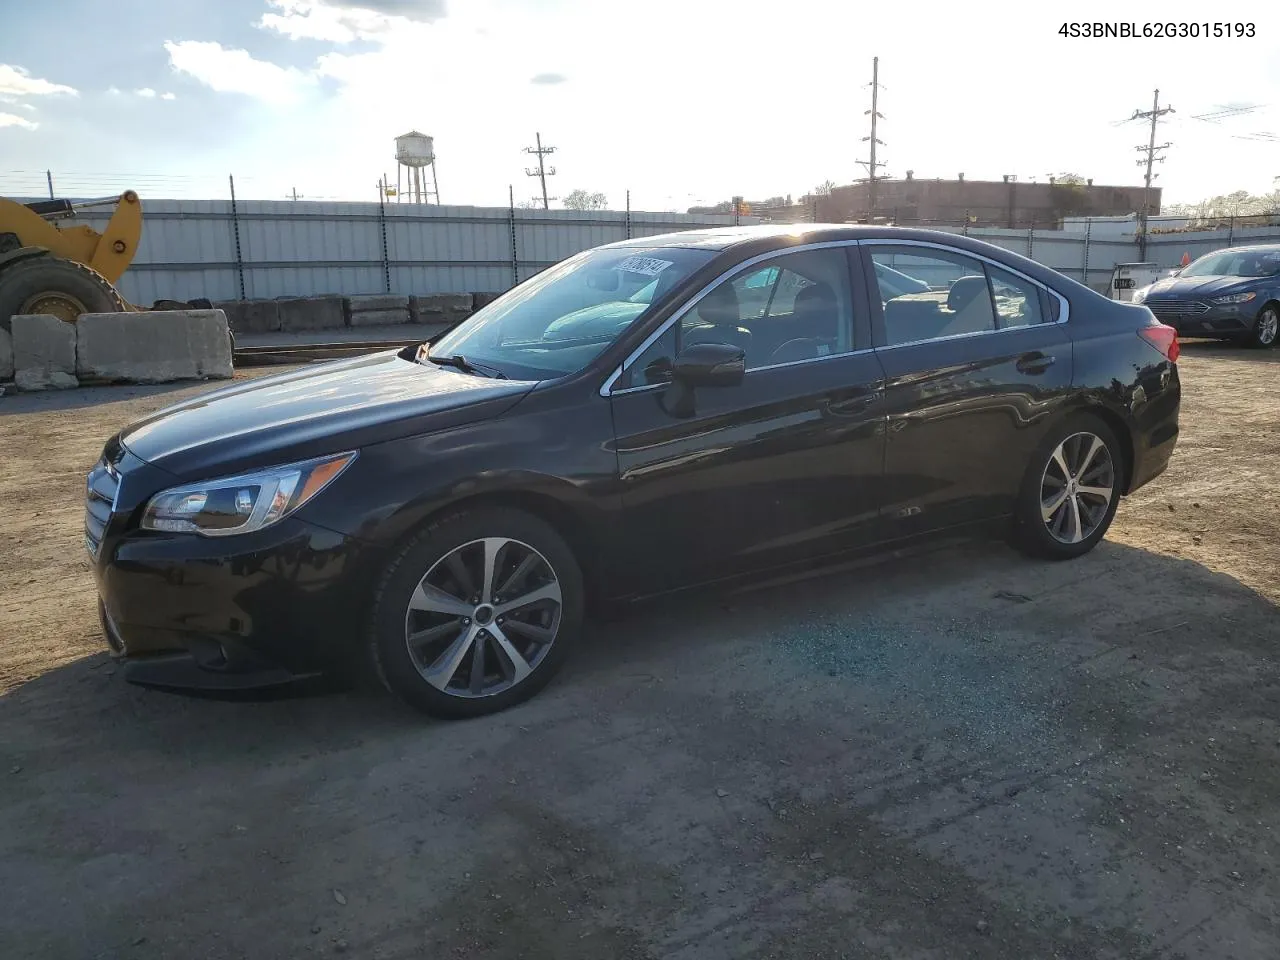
[
  {"x1": 603, "y1": 223, "x2": 944, "y2": 251},
  {"x1": 598, "y1": 222, "x2": 1084, "y2": 297}
]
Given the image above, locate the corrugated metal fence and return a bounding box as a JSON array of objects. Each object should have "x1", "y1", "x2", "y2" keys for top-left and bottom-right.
[
  {"x1": 924, "y1": 221, "x2": 1280, "y2": 293},
  {"x1": 76, "y1": 199, "x2": 1280, "y2": 304},
  {"x1": 74, "y1": 200, "x2": 751, "y2": 306}
]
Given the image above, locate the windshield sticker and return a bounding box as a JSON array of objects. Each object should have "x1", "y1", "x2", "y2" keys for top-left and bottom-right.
[{"x1": 616, "y1": 255, "x2": 674, "y2": 277}]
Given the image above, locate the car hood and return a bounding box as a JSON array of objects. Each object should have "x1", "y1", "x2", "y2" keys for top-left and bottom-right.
[
  {"x1": 119, "y1": 349, "x2": 537, "y2": 479},
  {"x1": 1144, "y1": 275, "x2": 1261, "y2": 299}
]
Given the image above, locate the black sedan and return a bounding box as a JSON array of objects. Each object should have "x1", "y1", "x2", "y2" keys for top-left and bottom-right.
[
  {"x1": 1134, "y1": 244, "x2": 1280, "y2": 347},
  {"x1": 87, "y1": 226, "x2": 1181, "y2": 718}
]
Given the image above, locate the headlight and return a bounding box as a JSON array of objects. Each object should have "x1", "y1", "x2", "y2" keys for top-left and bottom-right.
[
  {"x1": 1132, "y1": 285, "x2": 1151, "y2": 304},
  {"x1": 1212, "y1": 291, "x2": 1256, "y2": 304},
  {"x1": 140, "y1": 452, "x2": 357, "y2": 537}
]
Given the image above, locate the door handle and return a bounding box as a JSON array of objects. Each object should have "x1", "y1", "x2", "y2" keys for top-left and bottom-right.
[{"x1": 1016, "y1": 352, "x2": 1056, "y2": 375}]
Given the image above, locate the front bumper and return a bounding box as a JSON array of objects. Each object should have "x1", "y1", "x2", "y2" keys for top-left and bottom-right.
[
  {"x1": 93, "y1": 514, "x2": 381, "y2": 691},
  {"x1": 1145, "y1": 300, "x2": 1256, "y2": 336}
]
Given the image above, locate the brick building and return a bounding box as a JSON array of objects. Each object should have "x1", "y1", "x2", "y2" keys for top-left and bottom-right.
[{"x1": 815, "y1": 174, "x2": 1160, "y2": 228}]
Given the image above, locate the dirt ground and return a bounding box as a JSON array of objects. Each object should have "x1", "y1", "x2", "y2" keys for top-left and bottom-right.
[{"x1": 1, "y1": 342, "x2": 1278, "y2": 960}]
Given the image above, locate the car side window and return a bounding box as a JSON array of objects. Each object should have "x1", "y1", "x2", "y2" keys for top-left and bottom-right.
[
  {"x1": 620, "y1": 247, "x2": 856, "y2": 386},
  {"x1": 869, "y1": 247, "x2": 997, "y2": 346},
  {"x1": 987, "y1": 265, "x2": 1045, "y2": 328}
]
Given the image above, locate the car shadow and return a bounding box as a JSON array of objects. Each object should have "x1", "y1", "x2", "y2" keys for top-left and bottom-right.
[{"x1": 2, "y1": 536, "x2": 1276, "y2": 768}]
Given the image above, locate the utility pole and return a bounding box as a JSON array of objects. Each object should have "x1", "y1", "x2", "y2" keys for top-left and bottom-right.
[
  {"x1": 523, "y1": 132, "x2": 557, "y2": 210},
  {"x1": 857, "y1": 57, "x2": 886, "y2": 221},
  {"x1": 1131, "y1": 88, "x2": 1174, "y2": 257}
]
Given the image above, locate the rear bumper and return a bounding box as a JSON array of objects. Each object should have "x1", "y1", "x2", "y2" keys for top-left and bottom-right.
[{"x1": 1127, "y1": 363, "x2": 1180, "y2": 494}]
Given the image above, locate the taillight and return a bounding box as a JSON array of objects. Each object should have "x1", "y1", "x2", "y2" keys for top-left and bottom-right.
[{"x1": 1139, "y1": 323, "x2": 1180, "y2": 363}]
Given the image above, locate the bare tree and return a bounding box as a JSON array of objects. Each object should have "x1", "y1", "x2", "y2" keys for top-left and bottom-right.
[{"x1": 563, "y1": 189, "x2": 608, "y2": 211}]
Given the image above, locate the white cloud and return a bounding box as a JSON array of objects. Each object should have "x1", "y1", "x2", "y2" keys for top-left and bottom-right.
[
  {"x1": 135, "y1": 87, "x2": 157, "y2": 98},
  {"x1": 164, "y1": 40, "x2": 316, "y2": 105},
  {"x1": 161, "y1": 92, "x2": 177, "y2": 101},
  {"x1": 259, "y1": 0, "x2": 398, "y2": 43},
  {"x1": 0, "y1": 64, "x2": 77, "y2": 98},
  {"x1": 106, "y1": 86, "x2": 123, "y2": 96},
  {"x1": 0, "y1": 112, "x2": 38, "y2": 130}
]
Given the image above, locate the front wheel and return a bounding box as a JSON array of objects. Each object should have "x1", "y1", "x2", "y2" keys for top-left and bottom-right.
[
  {"x1": 1014, "y1": 417, "x2": 1123, "y2": 560},
  {"x1": 367, "y1": 507, "x2": 584, "y2": 719},
  {"x1": 1247, "y1": 304, "x2": 1278, "y2": 349}
]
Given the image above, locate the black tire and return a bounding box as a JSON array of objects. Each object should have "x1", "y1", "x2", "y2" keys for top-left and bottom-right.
[
  {"x1": 0, "y1": 255, "x2": 126, "y2": 325},
  {"x1": 1014, "y1": 414, "x2": 1124, "y2": 561},
  {"x1": 367, "y1": 507, "x2": 585, "y2": 719},
  {"x1": 1246, "y1": 302, "x2": 1278, "y2": 349}
]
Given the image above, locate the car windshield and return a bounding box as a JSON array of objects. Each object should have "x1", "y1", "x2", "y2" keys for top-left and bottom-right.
[
  {"x1": 1180, "y1": 249, "x2": 1280, "y2": 279},
  {"x1": 429, "y1": 246, "x2": 714, "y2": 380}
]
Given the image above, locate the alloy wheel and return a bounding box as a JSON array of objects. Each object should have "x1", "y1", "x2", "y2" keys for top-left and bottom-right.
[
  {"x1": 1040, "y1": 432, "x2": 1116, "y2": 544},
  {"x1": 403, "y1": 537, "x2": 562, "y2": 698},
  {"x1": 1258, "y1": 308, "x2": 1279, "y2": 346}
]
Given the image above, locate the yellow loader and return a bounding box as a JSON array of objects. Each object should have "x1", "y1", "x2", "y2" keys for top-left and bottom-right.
[{"x1": 0, "y1": 190, "x2": 142, "y2": 324}]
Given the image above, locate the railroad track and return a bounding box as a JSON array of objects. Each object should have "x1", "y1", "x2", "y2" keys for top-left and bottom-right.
[{"x1": 234, "y1": 337, "x2": 425, "y2": 366}]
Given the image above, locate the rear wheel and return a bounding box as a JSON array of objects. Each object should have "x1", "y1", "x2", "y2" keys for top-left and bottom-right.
[
  {"x1": 0, "y1": 255, "x2": 126, "y2": 325},
  {"x1": 367, "y1": 507, "x2": 584, "y2": 719},
  {"x1": 1015, "y1": 416, "x2": 1123, "y2": 560},
  {"x1": 1247, "y1": 304, "x2": 1278, "y2": 349}
]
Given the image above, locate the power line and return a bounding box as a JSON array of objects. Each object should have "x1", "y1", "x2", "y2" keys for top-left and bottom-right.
[
  {"x1": 522, "y1": 132, "x2": 557, "y2": 210},
  {"x1": 1130, "y1": 88, "x2": 1174, "y2": 256},
  {"x1": 855, "y1": 56, "x2": 886, "y2": 218},
  {"x1": 1190, "y1": 104, "x2": 1262, "y2": 123}
]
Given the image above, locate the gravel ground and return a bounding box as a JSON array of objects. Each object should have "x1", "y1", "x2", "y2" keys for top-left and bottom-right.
[{"x1": 1, "y1": 342, "x2": 1278, "y2": 960}]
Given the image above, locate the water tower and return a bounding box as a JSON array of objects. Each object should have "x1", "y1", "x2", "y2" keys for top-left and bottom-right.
[{"x1": 394, "y1": 131, "x2": 439, "y2": 204}]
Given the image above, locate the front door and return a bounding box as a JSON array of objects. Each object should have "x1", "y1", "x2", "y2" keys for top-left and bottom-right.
[
  {"x1": 861, "y1": 243, "x2": 1074, "y2": 536},
  {"x1": 606, "y1": 245, "x2": 887, "y2": 598}
]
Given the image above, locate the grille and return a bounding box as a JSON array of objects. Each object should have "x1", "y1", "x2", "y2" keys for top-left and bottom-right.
[
  {"x1": 1148, "y1": 300, "x2": 1210, "y2": 321},
  {"x1": 84, "y1": 459, "x2": 120, "y2": 560}
]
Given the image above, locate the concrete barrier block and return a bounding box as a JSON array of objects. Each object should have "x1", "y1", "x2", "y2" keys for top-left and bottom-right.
[
  {"x1": 470, "y1": 291, "x2": 503, "y2": 311},
  {"x1": 349, "y1": 309, "x2": 411, "y2": 327},
  {"x1": 0, "y1": 323, "x2": 12, "y2": 381},
  {"x1": 411, "y1": 293, "x2": 475, "y2": 326},
  {"x1": 11, "y1": 314, "x2": 78, "y2": 391},
  {"x1": 277, "y1": 296, "x2": 347, "y2": 332},
  {"x1": 76, "y1": 310, "x2": 233, "y2": 384},
  {"x1": 349, "y1": 294, "x2": 410, "y2": 326},
  {"x1": 216, "y1": 299, "x2": 281, "y2": 335},
  {"x1": 349, "y1": 294, "x2": 410, "y2": 313}
]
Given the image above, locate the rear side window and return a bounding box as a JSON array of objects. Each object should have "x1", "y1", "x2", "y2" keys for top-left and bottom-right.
[
  {"x1": 868, "y1": 247, "x2": 996, "y2": 346},
  {"x1": 868, "y1": 246, "x2": 1053, "y2": 344},
  {"x1": 987, "y1": 265, "x2": 1046, "y2": 329}
]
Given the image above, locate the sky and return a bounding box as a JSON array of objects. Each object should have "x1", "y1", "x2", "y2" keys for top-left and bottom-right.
[{"x1": 1, "y1": 0, "x2": 1279, "y2": 211}]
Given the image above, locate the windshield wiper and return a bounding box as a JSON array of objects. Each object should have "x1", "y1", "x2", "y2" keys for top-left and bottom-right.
[{"x1": 424, "y1": 353, "x2": 507, "y2": 379}]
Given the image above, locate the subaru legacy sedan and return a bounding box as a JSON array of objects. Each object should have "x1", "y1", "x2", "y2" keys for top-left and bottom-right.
[
  {"x1": 1135, "y1": 244, "x2": 1280, "y2": 347},
  {"x1": 87, "y1": 226, "x2": 1181, "y2": 719}
]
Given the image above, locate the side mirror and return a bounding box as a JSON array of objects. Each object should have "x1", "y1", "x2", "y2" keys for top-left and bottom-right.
[{"x1": 671, "y1": 341, "x2": 745, "y2": 388}]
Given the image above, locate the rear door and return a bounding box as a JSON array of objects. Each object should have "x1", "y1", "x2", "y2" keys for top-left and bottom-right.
[
  {"x1": 605, "y1": 244, "x2": 888, "y2": 597},
  {"x1": 860, "y1": 242, "x2": 1074, "y2": 536}
]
